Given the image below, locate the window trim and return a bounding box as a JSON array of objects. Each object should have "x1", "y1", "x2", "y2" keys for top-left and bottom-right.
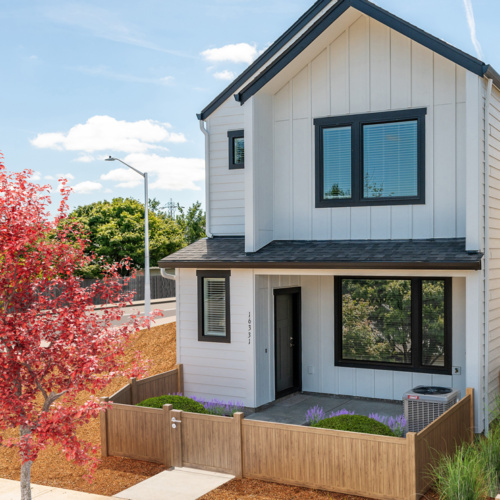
[
  {"x1": 197, "y1": 270, "x2": 231, "y2": 343},
  {"x1": 334, "y1": 276, "x2": 452, "y2": 375},
  {"x1": 227, "y1": 130, "x2": 244, "y2": 170},
  {"x1": 314, "y1": 108, "x2": 427, "y2": 208}
]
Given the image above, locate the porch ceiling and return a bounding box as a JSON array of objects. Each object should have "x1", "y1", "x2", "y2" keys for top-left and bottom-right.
[{"x1": 158, "y1": 237, "x2": 482, "y2": 270}]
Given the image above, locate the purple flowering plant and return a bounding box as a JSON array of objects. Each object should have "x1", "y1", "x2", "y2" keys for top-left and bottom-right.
[
  {"x1": 192, "y1": 396, "x2": 244, "y2": 416},
  {"x1": 305, "y1": 405, "x2": 325, "y2": 424}
]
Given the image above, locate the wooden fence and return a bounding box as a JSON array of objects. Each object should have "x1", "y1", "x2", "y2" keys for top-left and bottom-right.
[
  {"x1": 83, "y1": 275, "x2": 175, "y2": 305},
  {"x1": 100, "y1": 372, "x2": 474, "y2": 500}
]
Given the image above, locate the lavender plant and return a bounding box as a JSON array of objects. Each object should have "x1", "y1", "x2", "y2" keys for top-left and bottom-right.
[
  {"x1": 192, "y1": 396, "x2": 244, "y2": 416},
  {"x1": 305, "y1": 405, "x2": 325, "y2": 424},
  {"x1": 328, "y1": 409, "x2": 355, "y2": 418},
  {"x1": 369, "y1": 413, "x2": 406, "y2": 437}
]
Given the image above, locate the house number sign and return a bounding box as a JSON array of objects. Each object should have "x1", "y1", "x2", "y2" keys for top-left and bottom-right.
[{"x1": 248, "y1": 312, "x2": 252, "y2": 345}]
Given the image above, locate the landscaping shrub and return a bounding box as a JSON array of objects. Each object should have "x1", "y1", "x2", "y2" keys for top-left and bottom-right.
[
  {"x1": 312, "y1": 414, "x2": 396, "y2": 437},
  {"x1": 475, "y1": 426, "x2": 500, "y2": 497},
  {"x1": 430, "y1": 444, "x2": 489, "y2": 500},
  {"x1": 137, "y1": 395, "x2": 208, "y2": 414}
]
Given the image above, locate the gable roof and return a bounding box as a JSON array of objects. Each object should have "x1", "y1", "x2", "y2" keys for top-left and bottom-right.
[
  {"x1": 197, "y1": 0, "x2": 499, "y2": 120},
  {"x1": 158, "y1": 237, "x2": 482, "y2": 270}
]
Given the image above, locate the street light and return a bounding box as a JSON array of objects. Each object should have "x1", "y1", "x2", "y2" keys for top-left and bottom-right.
[{"x1": 105, "y1": 156, "x2": 150, "y2": 317}]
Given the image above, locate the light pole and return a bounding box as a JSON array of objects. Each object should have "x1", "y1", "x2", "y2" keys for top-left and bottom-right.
[{"x1": 105, "y1": 156, "x2": 150, "y2": 317}]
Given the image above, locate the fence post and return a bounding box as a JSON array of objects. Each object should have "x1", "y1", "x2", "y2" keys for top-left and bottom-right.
[
  {"x1": 99, "y1": 397, "x2": 109, "y2": 457},
  {"x1": 175, "y1": 364, "x2": 184, "y2": 395},
  {"x1": 163, "y1": 404, "x2": 173, "y2": 467},
  {"x1": 130, "y1": 377, "x2": 137, "y2": 405},
  {"x1": 466, "y1": 387, "x2": 474, "y2": 442},
  {"x1": 169, "y1": 409, "x2": 183, "y2": 467},
  {"x1": 233, "y1": 412, "x2": 244, "y2": 479},
  {"x1": 406, "y1": 432, "x2": 418, "y2": 500}
]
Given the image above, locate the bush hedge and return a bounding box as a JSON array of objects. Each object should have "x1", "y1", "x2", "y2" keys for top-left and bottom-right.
[
  {"x1": 137, "y1": 395, "x2": 208, "y2": 414},
  {"x1": 312, "y1": 414, "x2": 396, "y2": 437}
]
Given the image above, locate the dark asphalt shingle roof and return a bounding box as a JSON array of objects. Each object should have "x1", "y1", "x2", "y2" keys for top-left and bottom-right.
[{"x1": 158, "y1": 238, "x2": 482, "y2": 270}]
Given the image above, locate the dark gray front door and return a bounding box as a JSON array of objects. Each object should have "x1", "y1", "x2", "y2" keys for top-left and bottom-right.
[{"x1": 275, "y1": 294, "x2": 294, "y2": 394}]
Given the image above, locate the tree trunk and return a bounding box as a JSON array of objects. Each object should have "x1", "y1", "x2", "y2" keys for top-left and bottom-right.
[{"x1": 20, "y1": 426, "x2": 32, "y2": 500}]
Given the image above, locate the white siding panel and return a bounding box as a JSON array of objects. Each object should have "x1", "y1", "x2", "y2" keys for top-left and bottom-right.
[
  {"x1": 293, "y1": 118, "x2": 312, "y2": 239},
  {"x1": 274, "y1": 120, "x2": 292, "y2": 239},
  {"x1": 292, "y1": 66, "x2": 309, "y2": 119},
  {"x1": 369, "y1": 18, "x2": 391, "y2": 111},
  {"x1": 390, "y1": 30, "x2": 412, "y2": 109},
  {"x1": 330, "y1": 32, "x2": 349, "y2": 115},
  {"x1": 349, "y1": 15, "x2": 370, "y2": 114}
]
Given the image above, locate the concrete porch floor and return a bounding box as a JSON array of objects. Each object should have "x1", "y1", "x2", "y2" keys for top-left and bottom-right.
[{"x1": 246, "y1": 393, "x2": 404, "y2": 426}]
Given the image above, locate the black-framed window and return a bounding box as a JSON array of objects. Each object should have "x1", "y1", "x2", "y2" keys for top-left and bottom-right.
[
  {"x1": 228, "y1": 130, "x2": 244, "y2": 169},
  {"x1": 334, "y1": 277, "x2": 451, "y2": 374},
  {"x1": 197, "y1": 270, "x2": 231, "y2": 343},
  {"x1": 314, "y1": 108, "x2": 426, "y2": 208}
]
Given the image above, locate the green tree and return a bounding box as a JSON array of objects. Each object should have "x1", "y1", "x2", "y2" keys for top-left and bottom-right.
[
  {"x1": 176, "y1": 201, "x2": 206, "y2": 245},
  {"x1": 68, "y1": 198, "x2": 185, "y2": 277}
]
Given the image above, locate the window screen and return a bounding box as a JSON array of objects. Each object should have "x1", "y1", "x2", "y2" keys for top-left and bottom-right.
[
  {"x1": 363, "y1": 121, "x2": 418, "y2": 198},
  {"x1": 203, "y1": 277, "x2": 227, "y2": 337},
  {"x1": 323, "y1": 127, "x2": 351, "y2": 200},
  {"x1": 341, "y1": 279, "x2": 412, "y2": 364},
  {"x1": 421, "y1": 280, "x2": 445, "y2": 367},
  {"x1": 233, "y1": 137, "x2": 244, "y2": 165}
]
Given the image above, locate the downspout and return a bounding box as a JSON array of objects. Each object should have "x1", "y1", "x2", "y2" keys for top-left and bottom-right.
[
  {"x1": 199, "y1": 119, "x2": 213, "y2": 238},
  {"x1": 160, "y1": 268, "x2": 175, "y2": 280},
  {"x1": 485, "y1": 77, "x2": 493, "y2": 434}
]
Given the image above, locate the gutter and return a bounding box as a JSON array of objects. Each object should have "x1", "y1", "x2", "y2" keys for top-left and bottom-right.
[
  {"x1": 484, "y1": 76, "x2": 493, "y2": 434},
  {"x1": 198, "y1": 119, "x2": 213, "y2": 238}
]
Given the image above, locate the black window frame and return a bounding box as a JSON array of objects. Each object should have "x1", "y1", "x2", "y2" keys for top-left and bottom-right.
[
  {"x1": 334, "y1": 276, "x2": 452, "y2": 375},
  {"x1": 197, "y1": 270, "x2": 231, "y2": 343},
  {"x1": 314, "y1": 108, "x2": 427, "y2": 208},
  {"x1": 228, "y1": 130, "x2": 244, "y2": 169}
]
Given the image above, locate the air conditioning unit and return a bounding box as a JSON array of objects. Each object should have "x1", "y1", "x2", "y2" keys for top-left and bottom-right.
[{"x1": 403, "y1": 386, "x2": 461, "y2": 433}]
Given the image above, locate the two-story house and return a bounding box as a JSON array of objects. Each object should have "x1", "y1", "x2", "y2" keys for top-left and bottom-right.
[{"x1": 159, "y1": 0, "x2": 500, "y2": 433}]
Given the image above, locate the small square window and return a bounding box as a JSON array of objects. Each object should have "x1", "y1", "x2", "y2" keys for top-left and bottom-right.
[
  {"x1": 197, "y1": 270, "x2": 231, "y2": 343},
  {"x1": 315, "y1": 108, "x2": 426, "y2": 208},
  {"x1": 228, "y1": 130, "x2": 244, "y2": 169}
]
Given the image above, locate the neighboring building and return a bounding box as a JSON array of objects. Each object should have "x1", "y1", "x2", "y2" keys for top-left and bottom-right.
[{"x1": 159, "y1": 0, "x2": 500, "y2": 432}]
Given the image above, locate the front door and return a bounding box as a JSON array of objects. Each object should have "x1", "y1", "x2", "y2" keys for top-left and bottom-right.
[{"x1": 274, "y1": 288, "x2": 301, "y2": 399}]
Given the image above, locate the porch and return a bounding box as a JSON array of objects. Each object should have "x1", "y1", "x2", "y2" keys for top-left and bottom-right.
[{"x1": 246, "y1": 392, "x2": 403, "y2": 425}]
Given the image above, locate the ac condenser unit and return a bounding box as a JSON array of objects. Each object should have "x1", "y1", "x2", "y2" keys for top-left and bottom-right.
[{"x1": 403, "y1": 386, "x2": 461, "y2": 433}]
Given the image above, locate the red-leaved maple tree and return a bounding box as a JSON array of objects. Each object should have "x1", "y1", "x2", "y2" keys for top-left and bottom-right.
[{"x1": 0, "y1": 155, "x2": 159, "y2": 500}]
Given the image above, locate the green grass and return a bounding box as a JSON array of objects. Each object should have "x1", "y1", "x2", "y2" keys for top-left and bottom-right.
[
  {"x1": 475, "y1": 427, "x2": 500, "y2": 497},
  {"x1": 311, "y1": 414, "x2": 395, "y2": 437},
  {"x1": 137, "y1": 395, "x2": 208, "y2": 414}
]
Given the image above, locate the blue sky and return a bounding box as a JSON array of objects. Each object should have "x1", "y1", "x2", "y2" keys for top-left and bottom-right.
[{"x1": 1, "y1": 0, "x2": 498, "y2": 214}]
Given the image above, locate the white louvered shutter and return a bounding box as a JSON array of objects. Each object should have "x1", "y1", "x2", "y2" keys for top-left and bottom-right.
[{"x1": 204, "y1": 277, "x2": 226, "y2": 336}]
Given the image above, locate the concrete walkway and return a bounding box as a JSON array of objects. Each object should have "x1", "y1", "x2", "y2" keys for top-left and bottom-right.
[
  {"x1": 114, "y1": 467, "x2": 234, "y2": 500},
  {"x1": 0, "y1": 479, "x2": 111, "y2": 500}
]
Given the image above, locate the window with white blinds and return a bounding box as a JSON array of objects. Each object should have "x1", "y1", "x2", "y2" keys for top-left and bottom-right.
[
  {"x1": 334, "y1": 277, "x2": 451, "y2": 374},
  {"x1": 363, "y1": 121, "x2": 418, "y2": 198},
  {"x1": 314, "y1": 108, "x2": 426, "y2": 208},
  {"x1": 203, "y1": 277, "x2": 227, "y2": 337}
]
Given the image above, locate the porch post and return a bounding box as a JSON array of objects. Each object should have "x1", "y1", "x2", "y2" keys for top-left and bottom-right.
[{"x1": 465, "y1": 271, "x2": 483, "y2": 433}]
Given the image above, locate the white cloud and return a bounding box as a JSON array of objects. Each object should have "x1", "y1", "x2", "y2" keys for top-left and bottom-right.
[
  {"x1": 44, "y1": 175, "x2": 55, "y2": 180},
  {"x1": 462, "y1": 0, "x2": 484, "y2": 60},
  {"x1": 101, "y1": 153, "x2": 204, "y2": 191},
  {"x1": 73, "y1": 154, "x2": 95, "y2": 163},
  {"x1": 31, "y1": 171, "x2": 42, "y2": 180},
  {"x1": 71, "y1": 66, "x2": 174, "y2": 86},
  {"x1": 30, "y1": 115, "x2": 186, "y2": 154},
  {"x1": 213, "y1": 70, "x2": 235, "y2": 81},
  {"x1": 72, "y1": 181, "x2": 103, "y2": 194},
  {"x1": 201, "y1": 43, "x2": 258, "y2": 65}
]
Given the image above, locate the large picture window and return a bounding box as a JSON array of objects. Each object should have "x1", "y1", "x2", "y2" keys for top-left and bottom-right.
[
  {"x1": 197, "y1": 270, "x2": 231, "y2": 343},
  {"x1": 334, "y1": 277, "x2": 451, "y2": 374},
  {"x1": 314, "y1": 108, "x2": 426, "y2": 208}
]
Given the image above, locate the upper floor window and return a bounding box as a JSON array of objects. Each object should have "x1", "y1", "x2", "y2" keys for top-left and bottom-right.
[
  {"x1": 228, "y1": 130, "x2": 244, "y2": 169},
  {"x1": 314, "y1": 108, "x2": 426, "y2": 208},
  {"x1": 197, "y1": 270, "x2": 231, "y2": 343}
]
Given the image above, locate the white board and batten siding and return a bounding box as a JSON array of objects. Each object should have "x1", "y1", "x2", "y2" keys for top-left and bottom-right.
[
  {"x1": 207, "y1": 98, "x2": 245, "y2": 236},
  {"x1": 176, "y1": 268, "x2": 256, "y2": 407},
  {"x1": 271, "y1": 15, "x2": 467, "y2": 241},
  {"x1": 255, "y1": 275, "x2": 466, "y2": 407}
]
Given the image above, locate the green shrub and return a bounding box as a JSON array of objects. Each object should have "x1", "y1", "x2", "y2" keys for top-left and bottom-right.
[
  {"x1": 476, "y1": 426, "x2": 500, "y2": 497},
  {"x1": 311, "y1": 414, "x2": 395, "y2": 437},
  {"x1": 137, "y1": 395, "x2": 208, "y2": 414},
  {"x1": 430, "y1": 444, "x2": 489, "y2": 500}
]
